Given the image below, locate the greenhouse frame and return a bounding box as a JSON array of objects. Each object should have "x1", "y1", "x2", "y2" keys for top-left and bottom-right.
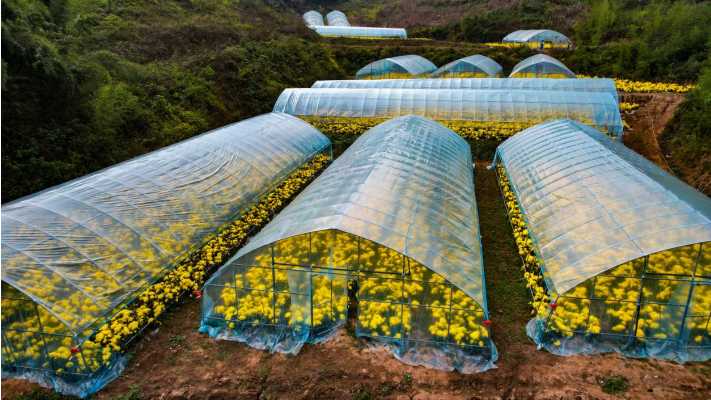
[
  {"x1": 503, "y1": 29, "x2": 572, "y2": 46},
  {"x1": 1, "y1": 113, "x2": 332, "y2": 397},
  {"x1": 302, "y1": 10, "x2": 324, "y2": 27},
  {"x1": 494, "y1": 119, "x2": 711, "y2": 362},
  {"x1": 510, "y1": 54, "x2": 576, "y2": 78},
  {"x1": 273, "y1": 88, "x2": 623, "y2": 137},
  {"x1": 431, "y1": 55, "x2": 503, "y2": 78},
  {"x1": 201, "y1": 115, "x2": 498, "y2": 373},
  {"x1": 356, "y1": 55, "x2": 437, "y2": 79},
  {"x1": 311, "y1": 78, "x2": 618, "y2": 102},
  {"x1": 326, "y1": 10, "x2": 350, "y2": 26},
  {"x1": 312, "y1": 26, "x2": 407, "y2": 39}
]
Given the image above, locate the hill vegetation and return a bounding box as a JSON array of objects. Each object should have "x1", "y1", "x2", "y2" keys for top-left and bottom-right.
[{"x1": 2, "y1": 0, "x2": 710, "y2": 201}]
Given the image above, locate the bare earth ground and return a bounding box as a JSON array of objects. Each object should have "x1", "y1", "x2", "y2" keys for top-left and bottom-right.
[
  {"x1": 4, "y1": 96, "x2": 711, "y2": 400},
  {"x1": 621, "y1": 92, "x2": 685, "y2": 171}
]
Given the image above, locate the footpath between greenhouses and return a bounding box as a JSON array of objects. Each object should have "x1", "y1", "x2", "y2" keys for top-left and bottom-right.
[{"x1": 5, "y1": 163, "x2": 710, "y2": 400}]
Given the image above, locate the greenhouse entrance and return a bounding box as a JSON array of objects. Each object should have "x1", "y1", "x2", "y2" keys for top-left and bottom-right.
[{"x1": 202, "y1": 229, "x2": 495, "y2": 371}]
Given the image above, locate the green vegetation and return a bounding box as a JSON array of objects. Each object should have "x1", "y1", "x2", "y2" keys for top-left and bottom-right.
[
  {"x1": 600, "y1": 374, "x2": 630, "y2": 395},
  {"x1": 3, "y1": 0, "x2": 710, "y2": 201},
  {"x1": 662, "y1": 65, "x2": 711, "y2": 196},
  {"x1": 1, "y1": 0, "x2": 344, "y2": 201}
]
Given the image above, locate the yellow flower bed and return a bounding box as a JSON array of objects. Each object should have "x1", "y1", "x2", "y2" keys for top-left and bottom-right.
[
  {"x1": 497, "y1": 164, "x2": 710, "y2": 346},
  {"x1": 210, "y1": 230, "x2": 490, "y2": 348},
  {"x1": 510, "y1": 72, "x2": 574, "y2": 79},
  {"x1": 483, "y1": 42, "x2": 570, "y2": 49},
  {"x1": 579, "y1": 75, "x2": 696, "y2": 93},
  {"x1": 302, "y1": 116, "x2": 532, "y2": 142},
  {"x1": 497, "y1": 165, "x2": 550, "y2": 317},
  {"x1": 360, "y1": 73, "x2": 420, "y2": 80},
  {"x1": 436, "y1": 72, "x2": 498, "y2": 79},
  {"x1": 619, "y1": 102, "x2": 640, "y2": 112},
  {"x1": 1, "y1": 153, "x2": 331, "y2": 377}
]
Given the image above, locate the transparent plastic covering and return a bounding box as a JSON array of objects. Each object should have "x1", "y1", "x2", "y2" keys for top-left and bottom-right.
[
  {"x1": 303, "y1": 10, "x2": 324, "y2": 27},
  {"x1": 431, "y1": 55, "x2": 503, "y2": 78},
  {"x1": 503, "y1": 29, "x2": 571, "y2": 44},
  {"x1": 510, "y1": 54, "x2": 576, "y2": 78},
  {"x1": 496, "y1": 119, "x2": 711, "y2": 362},
  {"x1": 356, "y1": 55, "x2": 437, "y2": 79},
  {"x1": 1, "y1": 112, "x2": 331, "y2": 336},
  {"x1": 326, "y1": 10, "x2": 350, "y2": 26},
  {"x1": 495, "y1": 119, "x2": 711, "y2": 296},
  {"x1": 273, "y1": 88, "x2": 623, "y2": 136},
  {"x1": 311, "y1": 77, "x2": 618, "y2": 102},
  {"x1": 201, "y1": 115, "x2": 497, "y2": 372},
  {"x1": 312, "y1": 26, "x2": 407, "y2": 39}
]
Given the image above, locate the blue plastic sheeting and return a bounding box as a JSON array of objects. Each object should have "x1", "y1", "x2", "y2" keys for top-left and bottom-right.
[
  {"x1": 201, "y1": 115, "x2": 497, "y2": 373},
  {"x1": 495, "y1": 119, "x2": 711, "y2": 362},
  {"x1": 503, "y1": 29, "x2": 571, "y2": 45},
  {"x1": 312, "y1": 25, "x2": 407, "y2": 39},
  {"x1": 311, "y1": 77, "x2": 618, "y2": 102},
  {"x1": 303, "y1": 11, "x2": 324, "y2": 27},
  {"x1": 1, "y1": 113, "x2": 331, "y2": 397},
  {"x1": 326, "y1": 10, "x2": 350, "y2": 26},
  {"x1": 431, "y1": 55, "x2": 503, "y2": 77},
  {"x1": 273, "y1": 88, "x2": 623, "y2": 137},
  {"x1": 356, "y1": 55, "x2": 437, "y2": 79},
  {"x1": 510, "y1": 54, "x2": 576, "y2": 78}
]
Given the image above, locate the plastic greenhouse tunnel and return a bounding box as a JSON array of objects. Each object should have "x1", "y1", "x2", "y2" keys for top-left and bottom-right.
[
  {"x1": 311, "y1": 77, "x2": 619, "y2": 102},
  {"x1": 312, "y1": 26, "x2": 407, "y2": 39},
  {"x1": 510, "y1": 54, "x2": 576, "y2": 78},
  {"x1": 200, "y1": 115, "x2": 498, "y2": 373},
  {"x1": 326, "y1": 10, "x2": 350, "y2": 26},
  {"x1": 356, "y1": 55, "x2": 437, "y2": 79},
  {"x1": 273, "y1": 88, "x2": 623, "y2": 138},
  {"x1": 303, "y1": 10, "x2": 324, "y2": 27},
  {"x1": 502, "y1": 30, "x2": 572, "y2": 46},
  {"x1": 0, "y1": 113, "x2": 331, "y2": 397},
  {"x1": 431, "y1": 55, "x2": 503, "y2": 78},
  {"x1": 494, "y1": 119, "x2": 711, "y2": 363}
]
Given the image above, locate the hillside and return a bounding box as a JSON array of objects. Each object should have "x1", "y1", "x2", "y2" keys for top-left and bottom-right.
[{"x1": 3, "y1": 0, "x2": 710, "y2": 201}]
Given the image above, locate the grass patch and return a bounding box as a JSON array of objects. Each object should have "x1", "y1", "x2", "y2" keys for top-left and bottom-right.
[{"x1": 600, "y1": 375, "x2": 630, "y2": 395}]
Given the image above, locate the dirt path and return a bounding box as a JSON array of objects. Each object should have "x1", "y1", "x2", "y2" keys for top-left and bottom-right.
[
  {"x1": 621, "y1": 92, "x2": 685, "y2": 171},
  {"x1": 5, "y1": 164, "x2": 710, "y2": 400}
]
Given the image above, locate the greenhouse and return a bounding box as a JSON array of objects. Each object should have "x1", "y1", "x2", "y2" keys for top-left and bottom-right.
[
  {"x1": 311, "y1": 77, "x2": 618, "y2": 102},
  {"x1": 510, "y1": 54, "x2": 576, "y2": 78},
  {"x1": 356, "y1": 55, "x2": 437, "y2": 79},
  {"x1": 494, "y1": 119, "x2": 711, "y2": 362},
  {"x1": 312, "y1": 26, "x2": 407, "y2": 39},
  {"x1": 326, "y1": 10, "x2": 350, "y2": 26},
  {"x1": 302, "y1": 10, "x2": 324, "y2": 27},
  {"x1": 502, "y1": 29, "x2": 572, "y2": 46},
  {"x1": 431, "y1": 55, "x2": 503, "y2": 78},
  {"x1": 201, "y1": 115, "x2": 497, "y2": 373},
  {"x1": 273, "y1": 88, "x2": 624, "y2": 137},
  {"x1": 0, "y1": 113, "x2": 331, "y2": 397}
]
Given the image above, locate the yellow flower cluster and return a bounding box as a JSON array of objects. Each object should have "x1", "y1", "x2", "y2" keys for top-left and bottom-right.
[
  {"x1": 302, "y1": 116, "x2": 533, "y2": 141},
  {"x1": 619, "y1": 102, "x2": 640, "y2": 112},
  {"x1": 1, "y1": 153, "x2": 331, "y2": 378},
  {"x1": 483, "y1": 42, "x2": 570, "y2": 49},
  {"x1": 496, "y1": 166, "x2": 550, "y2": 316},
  {"x1": 436, "y1": 72, "x2": 497, "y2": 79},
  {"x1": 360, "y1": 73, "x2": 421, "y2": 80},
  {"x1": 579, "y1": 75, "x2": 696, "y2": 93},
  {"x1": 510, "y1": 72, "x2": 573, "y2": 79},
  {"x1": 211, "y1": 230, "x2": 489, "y2": 348}
]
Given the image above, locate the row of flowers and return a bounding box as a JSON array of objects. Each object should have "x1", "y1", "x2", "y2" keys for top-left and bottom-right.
[
  {"x1": 496, "y1": 165, "x2": 551, "y2": 318},
  {"x1": 579, "y1": 75, "x2": 696, "y2": 93}
]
